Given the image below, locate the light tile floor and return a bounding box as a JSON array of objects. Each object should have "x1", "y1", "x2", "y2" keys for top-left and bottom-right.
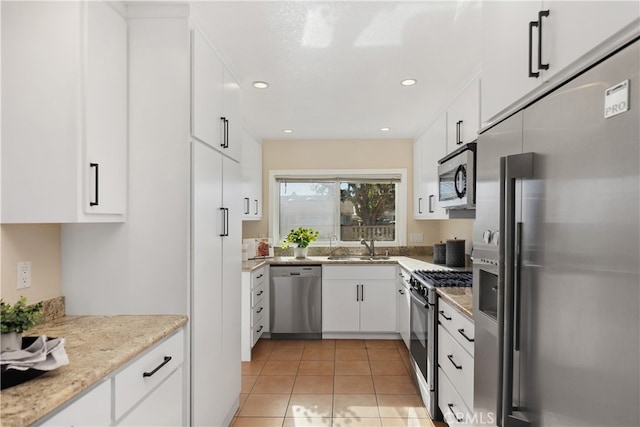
[{"x1": 234, "y1": 339, "x2": 447, "y2": 427}]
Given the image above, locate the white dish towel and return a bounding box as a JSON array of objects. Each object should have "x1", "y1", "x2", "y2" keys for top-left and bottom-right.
[{"x1": 1, "y1": 336, "x2": 69, "y2": 371}]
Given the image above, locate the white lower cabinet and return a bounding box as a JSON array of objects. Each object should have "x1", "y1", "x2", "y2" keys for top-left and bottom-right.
[
  {"x1": 40, "y1": 380, "x2": 111, "y2": 426},
  {"x1": 38, "y1": 330, "x2": 185, "y2": 427},
  {"x1": 242, "y1": 265, "x2": 269, "y2": 361},
  {"x1": 437, "y1": 299, "x2": 474, "y2": 426},
  {"x1": 322, "y1": 265, "x2": 397, "y2": 334},
  {"x1": 397, "y1": 267, "x2": 411, "y2": 350}
]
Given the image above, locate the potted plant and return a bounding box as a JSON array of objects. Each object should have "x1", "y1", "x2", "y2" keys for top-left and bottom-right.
[
  {"x1": 1, "y1": 297, "x2": 43, "y2": 352},
  {"x1": 281, "y1": 227, "x2": 319, "y2": 258}
]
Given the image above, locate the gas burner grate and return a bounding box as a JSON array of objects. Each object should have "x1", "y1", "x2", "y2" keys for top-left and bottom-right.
[{"x1": 412, "y1": 270, "x2": 472, "y2": 288}]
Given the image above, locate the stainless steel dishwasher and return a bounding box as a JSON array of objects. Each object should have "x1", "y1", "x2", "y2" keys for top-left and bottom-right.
[{"x1": 270, "y1": 265, "x2": 322, "y2": 338}]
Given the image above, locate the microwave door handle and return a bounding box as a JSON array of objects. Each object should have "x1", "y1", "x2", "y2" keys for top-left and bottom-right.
[{"x1": 500, "y1": 153, "x2": 534, "y2": 427}]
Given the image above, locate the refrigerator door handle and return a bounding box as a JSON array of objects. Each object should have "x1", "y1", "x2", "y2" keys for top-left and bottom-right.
[{"x1": 500, "y1": 153, "x2": 534, "y2": 427}]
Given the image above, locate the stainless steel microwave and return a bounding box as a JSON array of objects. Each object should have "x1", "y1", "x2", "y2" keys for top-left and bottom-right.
[{"x1": 437, "y1": 142, "x2": 476, "y2": 209}]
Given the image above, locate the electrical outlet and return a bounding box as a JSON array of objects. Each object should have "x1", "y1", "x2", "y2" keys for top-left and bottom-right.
[
  {"x1": 410, "y1": 233, "x2": 424, "y2": 243},
  {"x1": 17, "y1": 262, "x2": 32, "y2": 289}
]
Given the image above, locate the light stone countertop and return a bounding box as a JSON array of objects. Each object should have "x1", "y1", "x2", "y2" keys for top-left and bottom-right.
[{"x1": 1, "y1": 315, "x2": 188, "y2": 426}]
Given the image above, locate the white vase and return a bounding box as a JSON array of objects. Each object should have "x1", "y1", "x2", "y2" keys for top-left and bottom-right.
[
  {"x1": 1, "y1": 332, "x2": 22, "y2": 352},
  {"x1": 293, "y1": 247, "x2": 308, "y2": 259}
]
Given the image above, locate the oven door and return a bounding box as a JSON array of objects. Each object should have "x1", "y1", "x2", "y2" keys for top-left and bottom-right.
[{"x1": 409, "y1": 288, "x2": 432, "y2": 385}]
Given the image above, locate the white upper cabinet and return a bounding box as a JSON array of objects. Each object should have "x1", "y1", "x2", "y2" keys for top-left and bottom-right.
[
  {"x1": 190, "y1": 28, "x2": 242, "y2": 162},
  {"x1": 446, "y1": 77, "x2": 480, "y2": 154},
  {"x1": 2, "y1": 1, "x2": 127, "y2": 223},
  {"x1": 482, "y1": 0, "x2": 640, "y2": 125},
  {"x1": 191, "y1": 29, "x2": 224, "y2": 152},
  {"x1": 241, "y1": 129, "x2": 263, "y2": 220},
  {"x1": 414, "y1": 113, "x2": 447, "y2": 220}
]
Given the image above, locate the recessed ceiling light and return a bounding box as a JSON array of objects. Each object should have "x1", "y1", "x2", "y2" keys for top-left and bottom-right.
[
  {"x1": 381, "y1": 127, "x2": 391, "y2": 132},
  {"x1": 401, "y1": 79, "x2": 417, "y2": 86},
  {"x1": 283, "y1": 129, "x2": 293, "y2": 134},
  {"x1": 252, "y1": 81, "x2": 269, "y2": 89}
]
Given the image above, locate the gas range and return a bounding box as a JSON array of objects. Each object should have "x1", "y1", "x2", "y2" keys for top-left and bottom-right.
[{"x1": 410, "y1": 270, "x2": 473, "y2": 295}]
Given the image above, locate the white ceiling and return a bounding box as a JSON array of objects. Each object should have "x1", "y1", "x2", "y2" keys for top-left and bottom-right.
[{"x1": 189, "y1": 1, "x2": 482, "y2": 141}]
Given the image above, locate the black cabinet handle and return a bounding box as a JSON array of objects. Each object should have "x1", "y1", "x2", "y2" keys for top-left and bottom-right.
[
  {"x1": 537, "y1": 10, "x2": 550, "y2": 71},
  {"x1": 428, "y1": 195, "x2": 434, "y2": 213},
  {"x1": 456, "y1": 120, "x2": 463, "y2": 145},
  {"x1": 458, "y1": 328, "x2": 475, "y2": 342},
  {"x1": 257, "y1": 274, "x2": 263, "y2": 279},
  {"x1": 244, "y1": 198, "x2": 250, "y2": 215},
  {"x1": 447, "y1": 403, "x2": 463, "y2": 422},
  {"x1": 90, "y1": 163, "x2": 99, "y2": 206},
  {"x1": 398, "y1": 289, "x2": 405, "y2": 295},
  {"x1": 439, "y1": 310, "x2": 452, "y2": 321},
  {"x1": 447, "y1": 354, "x2": 462, "y2": 370},
  {"x1": 256, "y1": 307, "x2": 263, "y2": 314},
  {"x1": 254, "y1": 199, "x2": 259, "y2": 215},
  {"x1": 220, "y1": 207, "x2": 229, "y2": 236},
  {"x1": 528, "y1": 20, "x2": 539, "y2": 77},
  {"x1": 256, "y1": 325, "x2": 263, "y2": 333},
  {"x1": 257, "y1": 290, "x2": 264, "y2": 296},
  {"x1": 418, "y1": 197, "x2": 423, "y2": 214},
  {"x1": 220, "y1": 117, "x2": 229, "y2": 148},
  {"x1": 143, "y1": 356, "x2": 172, "y2": 378}
]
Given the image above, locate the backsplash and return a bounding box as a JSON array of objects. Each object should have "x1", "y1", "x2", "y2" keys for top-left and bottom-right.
[{"x1": 274, "y1": 245, "x2": 434, "y2": 258}]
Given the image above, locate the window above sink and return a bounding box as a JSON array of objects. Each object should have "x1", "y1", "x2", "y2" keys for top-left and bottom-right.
[{"x1": 269, "y1": 169, "x2": 407, "y2": 247}]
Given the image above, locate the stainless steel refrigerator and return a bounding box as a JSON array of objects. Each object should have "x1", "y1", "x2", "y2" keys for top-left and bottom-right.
[{"x1": 473, "y1": 39, "x2": 639, "y2": 427}]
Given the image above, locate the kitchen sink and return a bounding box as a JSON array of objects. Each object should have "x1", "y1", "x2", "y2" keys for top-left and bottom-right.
[{"x1": 327, "y1": 256, "x2": 391, "y2": 261}]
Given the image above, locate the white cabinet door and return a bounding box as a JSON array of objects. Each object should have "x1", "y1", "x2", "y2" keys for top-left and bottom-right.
[
  {"x1": 322, "y1": 280, "x2": 360, "y2": 332},
  {"x1": 360, "y1": 280, "x2": 397, "y2": 333},
  {"x1": 191, "y1": 29, "x2": 224, "y2": 150},
  {"x1": 413, "y1": 135, "x2": 428, "y2": 219},
  {"x1": 421, "y1": 113, "x2": 448, "y2": 219},
  {"x1": 2, "y1": 1, "x2": 126, "y2": 223},
  {"x1": 40, "y1": 380, "x2": 111, "y2": 427},
  {"x1": 192, "y1": 140, "x2": 224, "y2": 425},
  {"x1": 541, "y1": 1, "x2": 640, "y2": 81},
  {"x1": 397, "y1": 280, "x2": 410, "y2": 350},
  {"x1": 84, "y1": 1, "x2": 127, "y2": 215},
  {"x1": 481, "y1": 1, "x2": 542, "y2": 124},
  {"x1": 221, "y1": 155, "x2": 242, "y2": 417},
  {"x1": 241, "y1": 130, "x2": 263, "y2": 220},
  {"x1": 446, "y1": 78, "x2": 480, "y2": 154},
  {"x1": 117, "y1": 368, "x2": 183, "y2": 426},
  {"x1": 223, "y1": 67, "x2": 243, "y2": 162}
]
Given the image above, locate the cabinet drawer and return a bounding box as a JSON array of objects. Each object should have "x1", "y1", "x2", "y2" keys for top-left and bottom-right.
[
  {"x1": 114, "y1": 330, "x2": 184, "y2": 420},
  {"x1": 251, "y1": 282, "x2": 266, "y2": 307},
  {"x1": 322, "y1": 265, "x2": 397, "y2": 280},
  {"x1": 40, "y1": 379, "x2": 111, "y2": 426},
  {"x1": 438, "y1": 367, "x2": 473, "y2": 426},
  {"x1": 252, "y1": 318, "x2": 266, "y2": 346},
  {"x1": 252, "y1": 267, "x2": 266, "y2": 289},
  {"x1": 438, "y1": 326, "x2": 473, "y2": 409},
  {"x1": 252, "y1": 299, "x2": 267, "y2": 326},
  {"x1": 438, "y1": 299, "x2": 474, "y2": 355}
]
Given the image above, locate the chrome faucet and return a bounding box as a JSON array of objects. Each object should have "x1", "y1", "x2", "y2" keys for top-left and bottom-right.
[
  {"x1": 329, "y1": 235, "x2": 338, "y2": 257},
  {"x1": 360, "y1": 238, "x2": 375, "y2": 257}
]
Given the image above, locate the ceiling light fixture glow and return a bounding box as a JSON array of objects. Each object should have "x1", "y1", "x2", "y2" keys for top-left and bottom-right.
[
  {"x1": 253, "y1": 81, "x2": 269, "y2": 89},
  {"x1": 401, "y1": 79, "x2": 417, "y2": 86},
  {"x1": 381, "y1": 127, "x2": 391, "y2": 132},
  {"x1": 283, "y1": 129, "x2": 293, "y2": 134}
]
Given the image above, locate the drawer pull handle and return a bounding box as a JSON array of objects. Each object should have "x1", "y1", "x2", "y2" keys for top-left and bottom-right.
[
  {"x1": 439, "y1": 310, "x2": 452, "y2": 321},
  {"x1": 143, "y1": 356, "x2": 172, "y2": 378},
  {"x1": 458, "y1": 328, "x2": 474, "y2": 342},
  {"x1": 256, "y1": 325, "x2": 263, "y2": 333},
  {"x1": 257, "y1": 290, "x2": 264, "y2": 296},
  {"x1": 256, "y1": 307, "x2": 263, "y2": 313},
  {"x1": 257, "y1": 274, "x2": 263, "y2": 279},
  {"x1": 447, "y1": 354, "x2": 462, "y2": 370},
  {"x1": 447, "y1": 403, "x2": 463, "y2": 422}
]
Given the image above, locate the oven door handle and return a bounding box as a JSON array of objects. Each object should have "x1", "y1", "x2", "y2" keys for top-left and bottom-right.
[{"x1": 409, "y1": 287, "x2": 430, "y2": 309}]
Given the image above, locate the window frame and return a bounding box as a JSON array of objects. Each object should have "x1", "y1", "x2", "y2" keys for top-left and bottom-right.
[{"x1": 269, "y1": 169, "x2": 407, "y2": 247}]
